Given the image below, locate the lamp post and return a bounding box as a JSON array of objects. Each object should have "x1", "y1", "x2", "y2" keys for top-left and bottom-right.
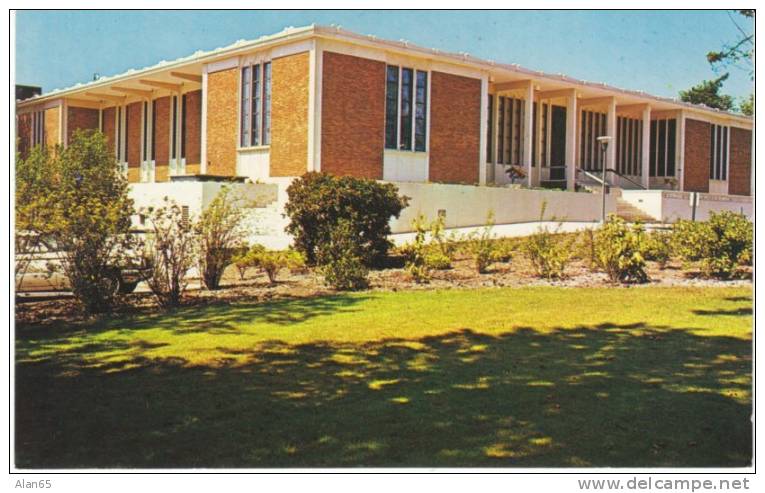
[{"x1": 596, "y1": 136, "x2": 612, "y2": 223}]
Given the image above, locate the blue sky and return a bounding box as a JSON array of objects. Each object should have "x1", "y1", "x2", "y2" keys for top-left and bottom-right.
[{"x1": 15, "y1": 10, "x2": 753, "y2": 103}]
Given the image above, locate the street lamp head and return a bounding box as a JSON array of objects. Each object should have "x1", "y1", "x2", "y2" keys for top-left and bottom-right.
[{"x1": 597, "y1": 135, "x2": 612, "y2": 150}]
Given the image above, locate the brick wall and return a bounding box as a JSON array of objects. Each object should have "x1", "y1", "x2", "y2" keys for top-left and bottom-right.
[
  {"x1": 66, "y1": 106, "x2": 99, "y2": 144},
  {"x1": 184, "y1": 90, "x2": 202, "y2": 166},
  {"x1": 102, "y1": 107, "x2": 116, "y2": 155},
  {"x1": 206, "y1": 68, "x2": 238, "y2": 176},
  {"x1": 320, "y1": 51, "x2": 385, "y2": 178},
  {"x1": 153, "y1": 97, "x2": 171, "y2": 182},
  {"x1": 683, "y1": 118, "x2": 710, "y2": 193},
  {"x1": 429, "y1": 71, "x2": 481, "y2": 184},
  {"x1": 728, "y1": 127, "x2": 752, "y2": 196},
  {"x1": 270, "y1": 51, "x2": 310, "y2": 177},
  {"x1": 44, "y1": 106, "x2": 60, "y2": 148},
  {"x1": 16, "y1": 112, "x2": 32, "y2": 157},
  {"x1": 126, "y1": 102, "x2": 142, "y2": 182}
]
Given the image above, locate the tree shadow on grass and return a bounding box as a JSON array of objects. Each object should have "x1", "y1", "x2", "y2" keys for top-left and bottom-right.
[{"x1": 16, "y1": 321, "x2": 751, "y2": 469}]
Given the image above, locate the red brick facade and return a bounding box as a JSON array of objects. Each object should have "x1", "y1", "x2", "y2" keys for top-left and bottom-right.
[
  {"x1": 683, "y1": 118, "x2": 711, "y2": 193},
  {"x1": 126, "y1": 102, "x2": 142, "y2": 182},
  {"x1": 429, "y1": 71, "x2": 481, "y2": 184},
  {"x1": 153, "y1": 97, "x2": 171, "y2": 182},
  {"x1": 271, "y1": 51, "x2": 310, "y2": 176},
  {"x1": 102, "y1": 107, "x2": 116, "y2": 155},
  {"x1": 184, "y1": 90, "x2": 202, "y2": 166},
  {"x1": 321, "y1": 51, "x2": 385, "y2": 179},
  {"x1": 728, "y1": 127, "x2": 752, "y2": 196},
  {"x1": 206, "y1": 68, "x2": 238, "y2": 176},
  {"x1": 66, "y1": 106, "x2": 99, "y2": 144}
]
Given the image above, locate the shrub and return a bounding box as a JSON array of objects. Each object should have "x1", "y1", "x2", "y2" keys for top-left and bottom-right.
[
  {"x1": 142, "y1": 198, "x2": 197, "y2": 309},
  {"x1": 578, "y1": 228, "x2": 598, "y2": 268},
  {"x1": 195, "y1": 187, "x2": 249, "y2": 290},
  {"x1": 523, "y1": 225, "x2": 576, "y2": 279},
  {"x1": 645, "y1": 229, "x2": 673, "y2": 268},
  {"x1": 672, "y1": 211, "x2": 752, "y2": 278},
  {"x1": 594, "y1": 215, "x2": 649, "y2": 284},
  {"x1": 466, "y1": 212, "x2": 498, "y2": 274},
  {"x1": 492, "y1": 238, "x2": 517, "y2": 263},
  {"x1": 316, "y1": 219, "x2": 369, "y2": 290},
  {"x1": 429, "y1": 214, "x2": 460, "y2": 260},
  {"x1": 16, "y1": 130, "x2": 136, "y2": 313},
  {"x1": 284, "y1": 172, "x2": 409, "y2": 266},
  {"x1": 403, "y1": 214, "x2": 432, "y2": 283},
  {"x1": 232, "y1": 244, "x2": 265, "y2": 280},
  {"x1": 251, "y1": 249, "x2": 306, "y2": 284}
]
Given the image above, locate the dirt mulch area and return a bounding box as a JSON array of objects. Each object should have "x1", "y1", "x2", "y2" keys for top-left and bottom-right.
[{"x1": 15, "y1": 253, "x2": 751, "y2": 328}]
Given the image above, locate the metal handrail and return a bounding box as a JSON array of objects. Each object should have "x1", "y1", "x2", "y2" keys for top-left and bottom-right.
[{"x1": 605, "y1": 168, "x2": 647, "y2": 190}]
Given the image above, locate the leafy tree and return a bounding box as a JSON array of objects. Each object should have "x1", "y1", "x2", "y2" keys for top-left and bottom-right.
[
  {"x1": 739, "y1": 94, "x2": 753, "y2": 116},
  {"x1": 706, "y1": 10, "x2": 753, "y2": 79},
  {"x1": 195, "y1": 187, "x2": 250, "y2": 290},
  {"x1": 678, "y1": 74, "x2": 734, "y2": 111},
  {"x1": 16, "y1": 130, "x2": 136, "y2": 313}
]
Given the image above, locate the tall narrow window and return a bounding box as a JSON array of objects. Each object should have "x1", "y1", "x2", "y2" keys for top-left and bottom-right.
[
  {"x1": 116, "y1": 107, "x2": 122, "y2": 161},
  {"x1": 142, "y1": 102, "x2": 148, "y2": 162},
  {"x1": 251, "y1": 64, "x2": 261, "y2": 146},
  {"x1": 414, "y1": 71, "x2": 427, "y2": 152},
  {"x1": 262, "y1": 62, "x2": 272, "y2": 145},
  {"x1": 399, "y1": 68, "x2": 413, "y2": 151},
  {"x1": 497, "y1": 97, "x2": 505, "y2": 163},
  {"x1": 385, "y1": 66, "x2": 399, "y2": 149},
  {"x1": 240, "y1": 62, "x2": 271, "y2": 147},
  {"x1": 151, "y1": 100, "x2": 157, "y2": 161},
  {"x1": 616, "y1": 116, "x2": 641, "y2": 175},
  {"x1": 709, "y1": 124, "x2": 729, "y2": 180},
  {"x1": 181, "y1": 94, "x2": 187, "y2": 159},
  {"x1": 487, "y1": 94, "x2": 494, "y2": 162},
  {"x1": 649, "y1": 118, "x2": 676, "y2": 177},
  {"x1": 124, "y1": 105, "x2": 130, "y2": 162},
  {"x1": 240, "y1": 66, "x2": 250, "y2": 148},
  {"x1": 171, "y1": 96, "x2": 178, "y2": 160}
]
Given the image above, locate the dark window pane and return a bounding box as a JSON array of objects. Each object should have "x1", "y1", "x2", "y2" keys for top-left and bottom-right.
[
  {"x1": 143, "y1": 102, "x2": 148, "y2": 161},
  {"x1": 151, "y1": 100, "x2": 157, "y2": 161},
  {"x1": 497, "y1": 97, "x2": 505, "y2": 164},
  {"x1": 399, "y1": 68, "x2": 413, "y2": 150},
  {"x1": 181, "y1": 94, "x2": 187, "y2": 159},
  {"x1": 666, "y1": 119, "x2": 676, "y2": 176},
  {"x1": 414, "y1": 71, "x2": 427, "y2": 152},
  {"x1": 657, "y1": 119, "x2": 666, "y2": 176},
  {"x1": 252, "y1": 64, "x2": 261, "y2": 146},
  {"x1": 241, "y1": 66, "x2": 250, "y2": 148},
  {"x1": 171, "y1": 97, "x2": 177, "y2": 160},
  {"x1": 385, "y1": 65, "x2": 399, "y2": 149},
  {"x1": 721, "y1": 126, "x2": 728, "y2": 179},
  {"x1": 649, "y1": 120, "x2": 657, "y2": 177},
  {"x1": 487, "y1": 94, "x2": 494, "y2": 162},
  {"x1": 262, "y1": 62, "x2": 271, "y2": 145}
]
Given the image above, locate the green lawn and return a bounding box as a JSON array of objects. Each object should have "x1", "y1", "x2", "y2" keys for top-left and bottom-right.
[{"x1": 16, "y1": 286, "x2": 752, "y2": 468}]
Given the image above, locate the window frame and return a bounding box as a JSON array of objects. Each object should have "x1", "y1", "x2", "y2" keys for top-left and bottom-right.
[
  {"x1": 384, "y1": 64, "x2": 429, "y2": 153},
  {"x1": 239, "y1": 60, "x2": 272, "y2": 149},
  {"x1": 709, "y1": 123, "x2": 730, "y2": 181}
]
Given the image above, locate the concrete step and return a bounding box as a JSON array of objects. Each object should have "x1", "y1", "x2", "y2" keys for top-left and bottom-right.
[{"x1": 616, "y1": 198, "x2": 656, "y2": 223}]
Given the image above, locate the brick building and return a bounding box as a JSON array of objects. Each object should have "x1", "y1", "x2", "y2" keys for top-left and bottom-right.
[{"x1": 16, "y1": 25, "x2": 753, "y2": 232}]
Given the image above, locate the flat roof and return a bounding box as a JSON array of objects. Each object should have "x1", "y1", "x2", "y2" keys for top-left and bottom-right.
[{"x1": 17, "y1": 23, "x2": 752, "y2": 124}]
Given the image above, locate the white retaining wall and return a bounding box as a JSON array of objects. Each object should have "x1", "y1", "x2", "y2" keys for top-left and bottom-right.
[
  {"x1": 620, "y1": 190, "x2": 752, "y2": 223},
  {"x1": 389, "y1": 182, "x2": 616, "y2": 233}
]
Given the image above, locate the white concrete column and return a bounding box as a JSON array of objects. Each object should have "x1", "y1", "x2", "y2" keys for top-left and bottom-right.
[
  {"x1": 479, "y1": 76, "x2": 490, "y2": 185},
  {"x1": 565, "y1": 90, "x2": 578, "y2": 191},
  {"x1": 678, "y1": 111, "x2": 686, "y2": 192},
  {"x1": 200, "y1": 69, "x2": 208, "y2": 175},
  {"x1": 534, "y1": 96, "x2": 544, "y2": 187},
  {"x1": 491, "y1": 92, "x2": 499, "y2": 184},
  {"x1": 522, "y1": 80, "x2": 534, "y2": 187},
  {"x1": 641, "y1": 105, "x2": 651, "y2": 188},
  {"x1": 606, "y1": 97, "x2": 617, "y2": 178}
]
